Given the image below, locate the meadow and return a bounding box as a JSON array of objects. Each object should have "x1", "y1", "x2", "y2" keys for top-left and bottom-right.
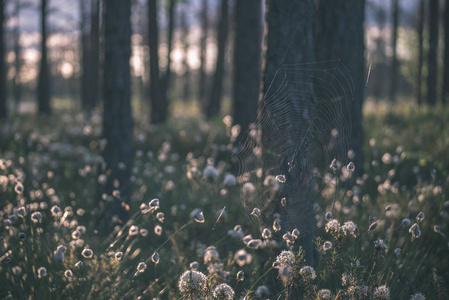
[{"x1": 0, "y1": 100, "x2": 448, "y2": 299}]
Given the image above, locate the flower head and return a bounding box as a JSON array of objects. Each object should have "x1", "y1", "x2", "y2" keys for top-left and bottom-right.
[{"x1": 178, "y1": 270, "x2": 208, "y2": 298}]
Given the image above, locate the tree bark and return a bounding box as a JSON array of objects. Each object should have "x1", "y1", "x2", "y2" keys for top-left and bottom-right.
[
  {"x1": 443, "y1": 0, "x2": 449, "y2": 105},
  {"x1": 160, "y1": 0, "x2": 175, "y2": 116},
  {"x1": 101, "y1": 0, "x2": 133, "y2": 223},
  {"x1": 427, "y1": 0, "x2": 439, "y2": 105},
  {"x1": 389, "y1": 0, "x2": 399, "y2": 102},
  {"x1": 198, "y1": 0, "x2": 208, "y2": 106},
  {"x1": 206, "y1": 0, "x2": 229, "y2": 118},
  {"x1": 148, "y1": 0, "x2": 164, "y2": 123},
  {"x1": 415, "y1": 0, "x2": 424, "y2": 106},
  {"x1": 232, "y1": 0, "x2": 262, "y2": 141},
  {"x1": 38, "y1": 0, "x2": 51, "y2": 115},
  {"x1": 262, "y1": 0, "x2": 316, "y2": 265},
  {"x1": 315, "y1": 0, "x2": 365, "y2": 179},
  {"x1": 0, "y1": 0, "x2": 6, "y2": 119}
]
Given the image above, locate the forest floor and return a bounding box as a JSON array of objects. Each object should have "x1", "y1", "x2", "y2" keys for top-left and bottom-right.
[{"x1": 0, "y1": 99, "x2": 448, "y2": 299}]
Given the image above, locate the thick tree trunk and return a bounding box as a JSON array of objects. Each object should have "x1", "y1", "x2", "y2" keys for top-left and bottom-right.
[
  {"x1": 232, "y1": 0, "x2": 262, "y2": 141},
  {"x1": 198, "y1": 0, "x2": 208, "y2": 106},
  {"x1": 148, "y1": 0, "x2": 164, "y2": 123},
  {"x1": 443, "y1": 0, "x2": 449, "y2": 105},
  {"x1": 415, "y1": 0, "x2": 424, "y2": 106},
  {"x1": 262, "y1": 0, "x2": 316, "y2": 265},
  {"x1": 38, "y1": 0, "x2": 51, "y2": 115},
  {"x1": 315, "y1": 0, "x2": 365, "y2": 179},
  {"x1": 389, "y1": 0, "x2": 399, "y2": 102},
  {"x1": 101, "y1": 0, "x2": 133, "y2": 223},
  {"x1": 427, "y1": 0, "x2": 439, "y2": 105},
  {"x1": 206, "y1": 0, "x2": 229, "y2": 118},
  {"x1": 0, "y1": 0, "x2": 6, "y2": 119}
]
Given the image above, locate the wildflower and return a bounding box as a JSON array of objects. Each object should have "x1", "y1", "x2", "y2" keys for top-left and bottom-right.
[
  {"x1": 281, "y1": 197, "x2": 287, "y2": 206},
  {"x1": 374, "y1": 239, "x2": 387, "y2": 249},
  {"x1": 178, "y1": 270, "x2": 208, "y2": 298},
  {"x1": 275, "y1": 250, "x2": 295, "y2": 268},
  {"x1": 416, "y1": 212, "x2": 425, "y2": 222},
  {"x1": 251, "y1": 207, "x2": 260, "y2": 217},
  {"x1": 54, "y1": 245, "x2": 66, "y2": 262},
  {"x1": 323, "y1": 241, "x2": 333, "y2": 251},
  {"x1": 75, "y1": 261, "x2": 83, "y2": 268},
  {"x1": 212, "y1": 283, "x2": 234, "y2": 299},
  {"x1": 273, "y1": 218, "x2": 281, "y2": 232},
  {"x1": 409, "y1": 223, "x2": 421, "y2": 240},
  {"x1": 16, "y1": 206, "x2": 26, "y2": 217},
  {"x1": 154, "y1": 224, "x2": 163, "y2": 236},
  {"x1": 18, "y1": 232, "x2": 26, "y2": 241},
  {"x1": 64, "y1": 269, "x2": 73, "y2": 278},
  {"x1": 325, "y1": 211, "x2": 332, "y2": 221},
  {"x1": 325, "y1": 219, "x2": 340, "y2": 234},
  {"x1": 204, "y1": 246, "x2": 220, "y2": 264},
  {"x1": 236, "y1": 270, "x2": 244, "y2": 281},
  {"x1": 410, "y1": 292, "x2": 426, "y2": 300},
  {"x1": 434, "y1": 225, "x2": 441, "y2": 233},
  {"x1": 129, "y1": 225, "x2": 139, "y2": 236},
  {"x1": 247, "y1": 239, "x2": 262, "y2": 249},
  {"x1": 347, "y1": 285, "x2": 369, "y2": 298},
  {"x1": 149, "y1": 198, "x2": 160, "y2": 212},
  {"x1": 190, "y1": 261, "x2": 199, "y2": 270},
  {"x1": 136, "y1": 262, "x2": 147, "y2": 273},
  {"x1": 276, "y1": 175, "x2": 286, "y2": 183},
  {"x1": 140, "y1": 228, "x2": 149, "y2": 237},
  {"x1": 242, "y1": 182, "x2": 256, "y2": 194},
  {"x1": 151, "y1": 252, "x2": 160, "y2": 264},
  {"x1": 262, "y1": 228, "x2": 272, "y2": 239},
  {"x1": 31, "y1": 211, "x2": 42, "y2": 223},
  {"x1": 234, "y1": 249, "x2": 252, "y2": 267},
  {"x1": 300, "y1": 266, "x2": 316, "y2": 280},
  {"x1": 223, "y1": 174, "x2": 237, "y2": 187},
  {"x1": 347, "y1": 162, "x2": 355, "y2": 172},
  {"x1": 115, "y1": 252, "x2": 123, "y2": 260},
  {"x1": 254, "y1": 285, "x2": 270, "y2": 297},
  {"x1": 373, "y1": 285, "x2": 390, "y2": 299},
  {"x1": 318, "y1": 289, "x2": 332, "y2": 299},
  {"x1": 342, "y1": 221, "x2": 358, "y2": 237},
  {"x1": 37, "y1": 267, "x2": 47, "y2": 278},
  {"x1": 385, "y1": 205, "x2": 392, "y2": 211},
  {"x1": 228, "y1": 225, "x2": 244, "y2": 239},
  {"x1": 203, "y1": 166, "x2": 218, "y2": 181},
  {"x1": 156, "y1": 212, "x2": 165, "y2": 223},
  {"x1": 368, "y1": 221, "x2": 378, "y2": 231},
  {"x1": 71, "y1": 230, "x2": 81, "y2": 240},
  {"x1": 191, "y1": 208, "x2": 205, "y2": 223},
  {"x1": 14, "y1": 182, "x2": 24, "y2": 194},
  {"x1": 402, "y1": 218, "x2": 411, "y2": 226},
  {"x1": 394, "y1": 248, "x2": 401, "y2": 256},
  {"x1": 12, "y1": 266, "x2": 22, "y2": 275},
  {"x1": 51, "y1": 205, "x2": 62, "y2": 217},
  {"x1": 82, "y1": 248, "x2": 93, "y2": 258},
  {"x1": 292, "y1": 228, "x2": 300, "y2": 239}
]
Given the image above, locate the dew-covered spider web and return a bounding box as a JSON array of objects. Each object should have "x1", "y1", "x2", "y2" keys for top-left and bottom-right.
[{"x1": 236, "y1": 60, "x2": 355, "y2": 239}]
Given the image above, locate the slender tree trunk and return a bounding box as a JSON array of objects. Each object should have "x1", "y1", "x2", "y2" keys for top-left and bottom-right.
[
  {"x1": 38, "y1": 0, "x2": 51, "y2": 115},
  {"x1": 13, "y1": 1, "x2": 22, "y2": 115},
  {"x1": 416, "y1": 0, "x2": 424, "y2": 106},
  {"x1": 427, "y1": 0, "x2": 439, "y2": 105},
  {"x1": 90, "y1": 0, "x2": 100, "y2": 110},
  {"x1": 198, "y1": 0, "x2": 208, "y2": 105},
  {"x1": 389, "y1": 0, "x2": 399, "y2": 102},
  {"x1": 80, "y1": 0, "x2": 90, "y2": 111},
  {"x1": 148, "y1": 0, "x2": 163, "y2": 123},
  {"x1": 159, "y1": 0, "x2": 176, "y2": 121},
  {"x1": 315, "y1": 0, "x2": 365, "y2": 179},
  {"x1": 443, "y1": 0, "x2": 449, "y2": 105},
  {"x1": 262, "y1": 0, "x2": 316, "y2": 265},
  {"x1": 0, "y1": 0, "x2": 6, "y2": 119},
  {"x1": 232, "y1": 0, "x2": 262, "y2": 140},
  {"x1": 180, "y1": 7, "x2": 191, "y2": 102},
  {"x1": 206, "y1": 0, "x2": 229, "y2": 118},
  {"x1": 100, "y1": 0, "x2": 133, "y2": 223}
]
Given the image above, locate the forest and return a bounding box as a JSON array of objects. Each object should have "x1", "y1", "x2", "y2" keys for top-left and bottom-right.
[{"x1": 0, "y1": 0, "x2": 448, "y2": 299}]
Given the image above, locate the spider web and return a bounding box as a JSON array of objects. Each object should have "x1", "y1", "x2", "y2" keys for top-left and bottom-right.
[{"x1": 236, "y1": 60, "x2": 354, "y2": 237}]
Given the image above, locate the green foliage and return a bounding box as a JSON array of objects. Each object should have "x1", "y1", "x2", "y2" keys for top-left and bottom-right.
[{"x1": 0, "y1": 102, "x2": 448, "y2": 299}]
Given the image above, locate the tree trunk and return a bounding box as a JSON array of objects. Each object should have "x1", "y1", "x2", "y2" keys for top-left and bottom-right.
[
  {"x1": 198, "y1": 0, "x2": 208, "y2": 106},
  {"x1": 13, "y1": 1, "x2": 22, "y2": 115},
  {"x1": 315, "y1": 0, "x2": 365, "y2": 179},
  {"x1": 90, "y1": 0, "x2": 100, "y2": 110},
  {"x1": 38, "y1": 0, "x2": 51, "y2": 115},
  {"x1": 100, "y1": 0, "x2": 133, "y2": 223},
  {"x1": 80, "y1": 0, "x2": 90, "y2": 111},
  {"x1": 180, "y1": 7, "x2": 191, "y2": 102},
  {"x1": 262, "y1": 0, "x2": 316, "y2": 265},
  {"x1": 389, "y1": 0, "x2": 399, "y2": 102},
  {"x1": 415, "y1": 0, "x2": 424, "y2": 106},
  {"x1": 232, "y1": 0, "x2": 262, "y2": 140},
  {"x1": 160, "y1": 0, "x2": 175, "y2": 117},
  {"x1": 443, "y1": 0, "x2": 449, "y2": 105},
  {"x1": 206, "y1": 0, "x2": 229, "y2": 118},
  {"x1": 0, "y1": 0, "x2": 6, "y2": 119},
  {"x1": 427, "y1": 0, "x2": 439, "y2": 105},
  {"x1": 148, "y1": 0, "x2": 164, "y2": 123}
]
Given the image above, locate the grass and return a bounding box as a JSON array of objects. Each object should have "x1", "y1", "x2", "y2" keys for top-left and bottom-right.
[{"x1": 0, "y1": 99, "x2": 448, "y2": 299}]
